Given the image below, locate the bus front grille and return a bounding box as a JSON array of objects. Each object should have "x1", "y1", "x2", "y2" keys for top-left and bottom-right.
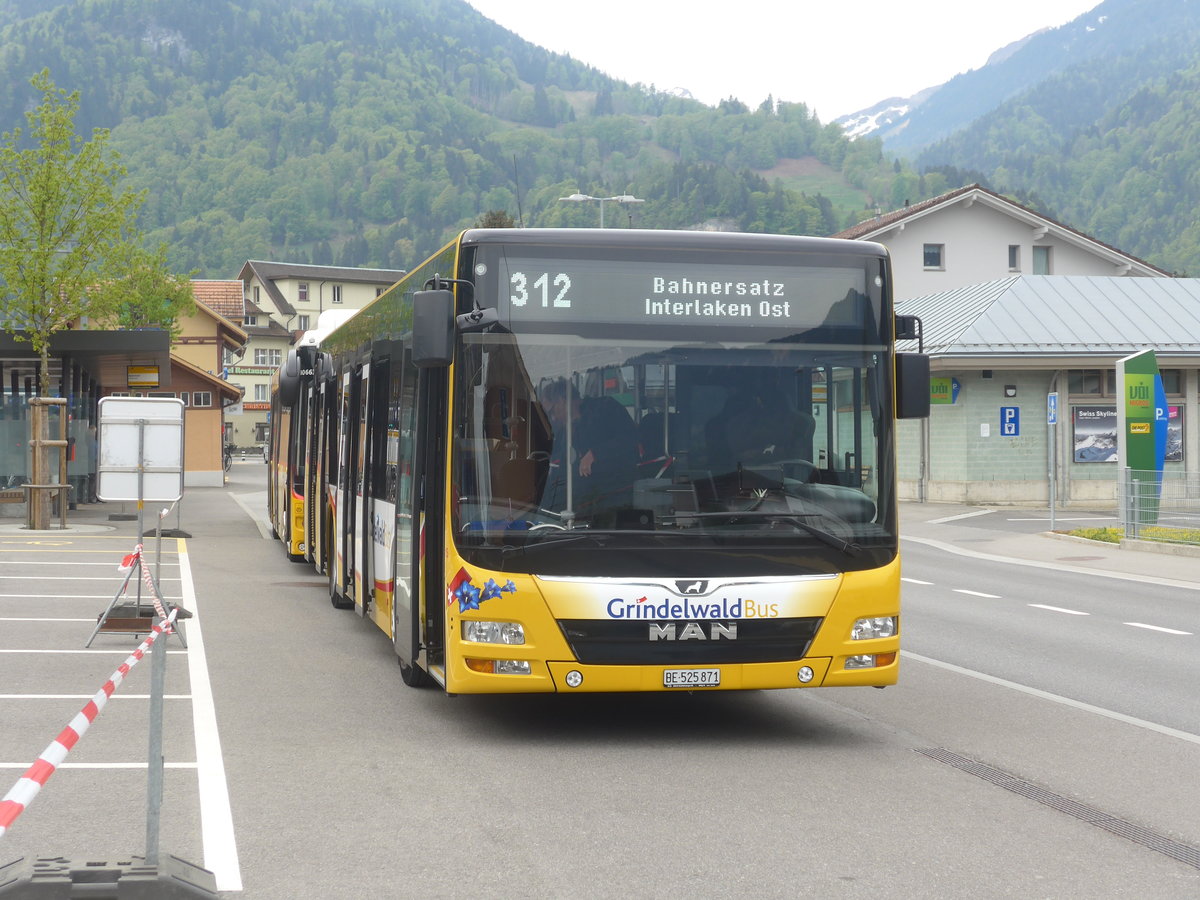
[{"x1": 556, "y1": 617, "x2": 823, "y2": 665}]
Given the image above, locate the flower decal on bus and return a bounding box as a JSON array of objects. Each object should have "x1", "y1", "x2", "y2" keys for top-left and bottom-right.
[{"x1": 447, "y1": 567, "x2": 517, "y2": 613}]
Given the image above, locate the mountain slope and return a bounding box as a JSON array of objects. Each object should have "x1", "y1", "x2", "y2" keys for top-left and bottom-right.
[
  {"x1": 0, "y1": 0, "x2": 907, "y2": 276},
  {"x1": 913, "y1": 0, "x2": 1200, "y2": 272},
  {"x1": 850, "y1": 0, "x2": 1200, "y2": 157}
]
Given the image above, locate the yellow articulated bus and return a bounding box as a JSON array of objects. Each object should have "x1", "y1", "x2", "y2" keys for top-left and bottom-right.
[{"x1": 271, "y1": 228, "x2": 929, "y2": 693}]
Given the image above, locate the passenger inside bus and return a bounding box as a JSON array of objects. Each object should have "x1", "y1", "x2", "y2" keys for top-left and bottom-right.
[{"x1": 539, "y1": 378, "x2": 640, "y2": 516}]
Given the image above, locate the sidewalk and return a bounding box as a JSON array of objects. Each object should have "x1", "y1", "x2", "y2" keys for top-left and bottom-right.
[{"x1": 901, "y1": 501, "x2": 1200, "y2": 588}]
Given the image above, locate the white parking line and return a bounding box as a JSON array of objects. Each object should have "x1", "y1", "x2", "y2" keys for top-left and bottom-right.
[
  {"x1": 178, "y1": 541, "x2": 243, "y2": 892},
  {"x1": 1029, "y1": 604, "x2": 1089, "y2": 616},
  {"x1": 901, "y1": 577, "x2": 933, "y2": 585},
  {"x1": 953, "y1": 589, "x2": 1001, "y2": 599},
  {"x1": 1125, "y1": 622, "x2": 1192, "y2": 635}
]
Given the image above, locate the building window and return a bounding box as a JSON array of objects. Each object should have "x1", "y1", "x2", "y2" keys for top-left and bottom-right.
[
  {"x1": 253, "y1": 286, "x2": 260, "y2": 302},
  {"x1": 192, "y1": 392, "x2": 212, "y2": 408},
  {"x1": 298, "y1": 282, "x2": 309, "y2": 302},
  {"x1": 180, "y1": 393, "x2": 190, "y2": 406},
  {"x1": 376, "y1": 287, "x2": 385, "y2": 297},
  {"x1": 297, "y1": 315, "x2": 310, "y2": 331},
  {"x1": 1161, "y1": 369, "x2": 1183, "y2": 395},
  {"x1": 244, "y1": 315, "x2": 257, "y2": 326},
  {"x1": 331, "y1": 285, "x2": 343, "y2": 303},
  {"x1": 255, "y1": 423, "x2": 270, "y2": 442},
  {"x1": 922, "y1": 244, "x2": 945, "y2": 270},
  {"x1": 1008, "y1": 245, "x2": 1021, "y2": 271},
  {"x1": 1068, "y1": 369, "x2": 1112, "y2": 396},
  {"x1": 1033, "y1": 245, "x2": 1052, "y2": 274},
  {"x1": 254, "y1": 383, "x2": 270, "y2": 402},
  {"x1": 254, "y1": 348, "x2": 282, "y2": 366}
]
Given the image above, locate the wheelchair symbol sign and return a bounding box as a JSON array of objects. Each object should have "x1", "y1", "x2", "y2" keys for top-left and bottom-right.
[{"x1": 1000, "y1": 406, "x2": 1020, "y2": 436}]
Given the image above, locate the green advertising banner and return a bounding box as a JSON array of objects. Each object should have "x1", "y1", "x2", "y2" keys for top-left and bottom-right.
[
  {"x1": 929, "y1": 376, "x2": 959, "y2": 405},
  {"x1": 1117, "y1": 349, "x2": 1160, "y2": 527}
]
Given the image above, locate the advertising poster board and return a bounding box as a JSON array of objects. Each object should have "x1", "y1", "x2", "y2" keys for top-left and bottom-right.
[{"x1": 1072, "y1": 405, "x2": 1117, "y2": 463}]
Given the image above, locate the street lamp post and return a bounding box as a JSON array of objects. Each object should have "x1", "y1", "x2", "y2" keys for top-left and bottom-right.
[{"x1": 559, "y1": 191, "x2": 644, "y2": 227}]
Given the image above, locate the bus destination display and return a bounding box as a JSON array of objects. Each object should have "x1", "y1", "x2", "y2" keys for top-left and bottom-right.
[{"x1": 497, "y1": 256, "x2": 868, "y2": 329}]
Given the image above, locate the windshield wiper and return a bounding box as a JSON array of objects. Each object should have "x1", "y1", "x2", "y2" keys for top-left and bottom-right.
[
  {"x1": 497, "y1": 532, "x2": 606, "y2": 557},
  {"x1": 684, "y1": 511, "x2": 862, "y2": 556}
]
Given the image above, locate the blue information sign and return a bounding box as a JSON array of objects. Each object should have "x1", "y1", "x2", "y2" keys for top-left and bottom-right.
[
  {"x1": 1047, "y1": 392, "x2": 1058, "y2": 425},
  {"x1": 1001, "y1": 406, "x2": 1020, "y2": 436}
]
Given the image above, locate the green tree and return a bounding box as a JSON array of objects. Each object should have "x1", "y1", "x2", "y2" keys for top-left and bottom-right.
[
  {"x1": 0, "y1": 69, "x2": 146, "y2": 392},
  {"x1": 475, "y1": 209, "x2": 516, "y2": 227},
  {"x1": 93, "y1": 243, "x2": 197, "y2": 339}
]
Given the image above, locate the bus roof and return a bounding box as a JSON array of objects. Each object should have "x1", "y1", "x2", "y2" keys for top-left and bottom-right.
[{"x1": 459, "y1": 228, "x2": 887, "y2": 260}]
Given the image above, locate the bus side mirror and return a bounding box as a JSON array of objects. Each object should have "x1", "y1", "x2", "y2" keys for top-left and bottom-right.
[
  {"x1": 413, "y1": 289, "x2": 454, "y2": 368},
  {"x1": 896, "y1": 353, "x2": 930, "y2": 419},
  {"x1": 895, "y1": 315, "x2": 921, "y2": 342},
  {"x1": 279, "y1": 349, "x2": 301, "y2": 406}
]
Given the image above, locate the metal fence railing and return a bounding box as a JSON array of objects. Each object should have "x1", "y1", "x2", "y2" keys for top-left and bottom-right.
[{"x1": 1120, "y1": 469, "x2": 1200, "y2": 544}]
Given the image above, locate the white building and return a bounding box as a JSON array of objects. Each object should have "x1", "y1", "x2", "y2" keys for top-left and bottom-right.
[
  {"x1": 227, "y1": 261, "x2": 405, "y2": 448},
  {"x1": 835, "y1": 184, "x2": 1168, "y2": 301}
]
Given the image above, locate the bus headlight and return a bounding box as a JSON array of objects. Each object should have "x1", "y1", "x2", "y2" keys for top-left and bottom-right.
[
  {"x1": 851, "y1": 616, "x2": 897, "y2": 640},
  {"x1": 462, "y1": 620, "x2": 526, "y2": 645}
]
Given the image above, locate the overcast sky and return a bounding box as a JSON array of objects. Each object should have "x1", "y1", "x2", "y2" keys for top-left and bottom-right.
[{"x1": 465, "y1": 0, "x2": 1104, "y2": 120}]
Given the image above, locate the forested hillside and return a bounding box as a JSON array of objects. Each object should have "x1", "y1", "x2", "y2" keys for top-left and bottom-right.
[
  {"x1": 909, "y1": 0, "x2": 1200, "y2": 273},
  {"x1": 0, "y1": 0, "x2": 927, "y2": 276}
]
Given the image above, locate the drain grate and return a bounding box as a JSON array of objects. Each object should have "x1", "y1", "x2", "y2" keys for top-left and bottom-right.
[{"x1": 917, "y1": 748, "x2": 1200, "y2": 870}]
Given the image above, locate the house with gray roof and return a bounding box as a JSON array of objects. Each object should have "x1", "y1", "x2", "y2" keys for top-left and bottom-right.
[
  {"x1": 837, "y1": 184, "x2": 1170, "y2": 303},
  {"x1": 897, "y1": 275, "x2": 1200, "y2": 505}
]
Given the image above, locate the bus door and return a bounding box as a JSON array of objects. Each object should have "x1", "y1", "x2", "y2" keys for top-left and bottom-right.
[
  {"x1": 311, "y1": 373, "x2": 330, "y2": 574},
  {"x1": 358, "y1": 355, "x2": 393, "y2": 627},
  {"x1": 389, "y1": 347, "x2": 422, "y2": 679},
  {"x1": 352, "y1": 362, "x2": 372, "y2": 617},
  {"x1": 331, "y1": 367, "x2": 358, "y2": 609}
]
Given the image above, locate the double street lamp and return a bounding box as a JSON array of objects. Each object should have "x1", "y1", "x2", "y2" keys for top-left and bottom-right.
[{"x1": 559, "y1": 191, "x2": 644, "y2": 227}]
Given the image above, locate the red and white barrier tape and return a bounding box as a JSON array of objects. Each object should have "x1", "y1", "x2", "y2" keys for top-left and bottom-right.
[
  {"x1": 0, "y1": 607, "x2": 179, "y2": 838},
  {"x1": 118, "y1": 544, "x2": 169, "y2": 621}
]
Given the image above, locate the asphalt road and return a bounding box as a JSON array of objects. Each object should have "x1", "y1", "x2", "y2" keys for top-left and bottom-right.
[{"x1": 0, "y1": 465, "x2": 1197, "y2": 898}]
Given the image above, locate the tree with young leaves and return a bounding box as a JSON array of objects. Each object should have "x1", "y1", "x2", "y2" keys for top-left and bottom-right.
[
  {"x1": 0, "y1": 69, "x2": 156, "y2": 393},
  {"x1": 94, "y1": 243, "x2": 197, "y2": 340}
]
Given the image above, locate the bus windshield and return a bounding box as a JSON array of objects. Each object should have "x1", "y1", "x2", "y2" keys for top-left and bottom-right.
[{"x1": 451, "y1": 240, "x2": 897, "y2": 577}]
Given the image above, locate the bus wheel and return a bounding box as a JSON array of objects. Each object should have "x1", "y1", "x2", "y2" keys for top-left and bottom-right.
[
  {"x1": 398, "y1": 655, "x2": 431, "y2": 688},
  {"x1": 329, "y1": 570, "x2": 353, "y2": 610},
  {"x1": 394, "y1": 598, "x2": 430, "y2": 687}
]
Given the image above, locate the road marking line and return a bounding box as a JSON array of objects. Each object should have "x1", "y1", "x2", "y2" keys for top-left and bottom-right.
[
  {"x1": 925, "y1": 509, "x2": 995, "y2": 525},
  {"x1": 953, "y1": 589, "x2": 1001, "y2": 598},
  {"x1": 1124, "y1": 622, "x2": 1192, "y2": 635},
  {"x1": 178, "y1": 540, "x2": 243, "y2": 892},
  {"x1": 902, "y1": 534, "x2": 1200, "y2": 591},
  {"x1": 901, "y1": 577, "x2": 933, "y2": 585},
  {"x1": 1, "y1": 617, "x2": 98, "y2": 622},
  {"x1": 0, "y1": 561, "x2": 181, "y2": 567},
  {"x1": 1029, "y1": 604, "x2": 1089, "y2": 616},
  {"x1": 903, "y1": 651, "x2": 1200, "y2": 745}
]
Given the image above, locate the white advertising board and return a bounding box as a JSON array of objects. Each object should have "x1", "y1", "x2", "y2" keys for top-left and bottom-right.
[{"x1": 97, "y1": 397, "x2": 185, "y2": 502}]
